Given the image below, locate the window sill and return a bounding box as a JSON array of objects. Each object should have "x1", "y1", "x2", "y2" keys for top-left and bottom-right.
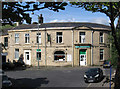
[
  {"x1": 37, "y1": 60, "x2": 42, "y2": 62},
  {"x1": 56, "y1": 43, "x2": 64, "y2": 45},
  {"x1": 35, "y1": 43, "x2": 42, "y2": 45},
  {"x1": 99, "y1": 60, "x2": 104, "y2": 62},
  {"x1": 15, "y1": 43, "x2": 20, "y2": 44},
  {"x1": 53, "y1": 60, "x2": 67, "y2": 62},
  {"x1": 25, "y1": 43, "x2": 30, "y2": 44}
]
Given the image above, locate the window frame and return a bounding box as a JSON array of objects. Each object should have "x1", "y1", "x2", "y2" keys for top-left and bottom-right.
[
  {"x1": 100, "y1": 32, "x2": 104, "y2": 43},
  {"x1": 79, "y1": 32, "x2": 85, "y2": 43},
  {"x1": 15, "y1": 33, "x2": 19, "y2": 44},
  {"x1": 15, "y1": 49, "x2": 19, "y2": 59},
  {"x1": 100, "y1": 49, "x2": 104, "y2": 61},
  {"x1": 4, "y1": 37, "x2": 8, "y2": 47},
  {"x1": 25, "y1": 33, "x2": 30, "y2": 43},
  {"x1": 56, "y1": 32, "x2": 63, "y2": 43},
  {"x1": 54, "y1": 51, "x2": 65, "y2": 61},
  {"x1": 36, "y1": 33, "x2": 41, "y2": 44},
  {"x1": 36, "y1": 51, "x2": 41, "y2": 60}
]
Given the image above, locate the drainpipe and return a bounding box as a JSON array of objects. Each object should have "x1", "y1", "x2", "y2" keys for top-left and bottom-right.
[
  {"x1": 72, "y1": 29, "x2": 74, "y2": 67},
  {"x1": 91, "y1": 30, "x2": 94, "y2": 66},
  {"x1": 45, "y1": 27, "x2": 47, "y2": 67}
]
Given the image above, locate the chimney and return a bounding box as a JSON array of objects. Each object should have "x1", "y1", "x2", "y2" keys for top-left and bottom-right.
[
  {"x1": 38, "y1": 14, "x2": 43, "y2": 24},
  {"x1": 16, "y1": 22, "x2": 19, "y2": 26}
]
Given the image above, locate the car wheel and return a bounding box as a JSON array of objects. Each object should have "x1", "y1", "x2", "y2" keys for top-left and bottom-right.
[{"x1": 85, "y1": 80, "x2": 88, "y2": 83}]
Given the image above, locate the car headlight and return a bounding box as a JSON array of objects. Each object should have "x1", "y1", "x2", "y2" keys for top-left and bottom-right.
[
  {"x1": 84, "y1": 75, "x2": 87, "y2": 78},
  {"x1": 95, "y1": 74, "x2": 99, "y2": 77}
]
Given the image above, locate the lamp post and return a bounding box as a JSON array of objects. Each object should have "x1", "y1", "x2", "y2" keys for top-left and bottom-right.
[{"x1": 32, "y1": 13, "x2": 43, "y2": 68}]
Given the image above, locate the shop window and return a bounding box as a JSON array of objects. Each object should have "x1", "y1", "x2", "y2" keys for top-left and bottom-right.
[
  {"x1": 37, "y1": 52, "x2": 41, "y2": 60},
  {"x1": 54, "y1": 51, "x2": 65, "y2": 61},
  {"x1": 15, "y1": 49, "x2": 19, "y2": 59}
]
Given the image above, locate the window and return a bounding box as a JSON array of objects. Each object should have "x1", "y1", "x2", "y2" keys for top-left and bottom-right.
[
  {"x1": 15, "y1": 49, "x2": 19, "y2": 59},
  {"x1": 54, "y1": 51, "x2": 65, "y2": 61},
  {"x1": 37, "y1": 52, "x2": 41, "y2": 60},
  {"x1": 100, "y1": 49, "x2": 104, "y2": 60},
  {"x1": 100, "y1": 32, "x2": 103, "y2": 43},
  {"x1": 4, "y1": 37, "x2": 8, "y2": 47},
  {"x1": 15, "y1": 33, "x2": 19, "y2": 43},
  {"x1": 56, "y1": 32, "x2": 63, "y2": 43},
  {"x1": 79, "y1": 32, "x2": 85, "y2": 43},
  {"x1": 37, "y1": 33, "x2": 41, "y2": 43},
  {"x1": 25, "y1": 33, "x2": 30, "y2": 43}
]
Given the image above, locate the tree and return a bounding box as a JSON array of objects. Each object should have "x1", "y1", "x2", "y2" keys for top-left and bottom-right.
[
  {"x1": 2, "y1": 2, "x2": 67, "y2": 25},
  {"x1": 70, "y1": 2, "x2": 120, "y2": 89}
]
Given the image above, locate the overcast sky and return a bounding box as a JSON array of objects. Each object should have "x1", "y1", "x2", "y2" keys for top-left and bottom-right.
[{"x1": 27, "y1": 3, "x2": 118, "y2": 26}]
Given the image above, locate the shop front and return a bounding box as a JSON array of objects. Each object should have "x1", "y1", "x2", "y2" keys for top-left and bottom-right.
[{"x1": 74, "y1": 44, "x2": 91, "y2": 66}]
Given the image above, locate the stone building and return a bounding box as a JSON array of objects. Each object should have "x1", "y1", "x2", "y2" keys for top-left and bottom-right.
[{"x1": 1, "y1": 22, "x2": 111, "y2": 66}]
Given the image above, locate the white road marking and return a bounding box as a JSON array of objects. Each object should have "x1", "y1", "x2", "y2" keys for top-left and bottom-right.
[{"x1": 85, "y1": 83, "x2": 92, "y2": 89}]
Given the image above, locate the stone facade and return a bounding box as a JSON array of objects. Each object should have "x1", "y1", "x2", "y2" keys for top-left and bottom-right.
[{"x1": 1, "y1": 22, "x2": 111, "y2": 66}]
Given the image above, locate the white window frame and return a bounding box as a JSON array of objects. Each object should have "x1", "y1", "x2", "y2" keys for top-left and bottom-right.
[
  {"x1": 100, "y1": 49, "x2": 104, "y2": 61},
  {"x1": 79, "y1": 32, "x2": 85, "y2": 43},
  {"x1": 56, "y1": 32, "x2": 63, "y2": 43},
  {"x1": 36, "y1": 33, "x2": 41, "y2": 44},
  {"x1": 25, "y1": 33, "x2": 30, "y2": 43},
  {"x1": 15, "y1": 49, "x2": 19, "y2": 59},
  {"x1": 15, "y1": 33, "x2": 19, "y2": 44},
  {"x1": 100, "y1": 32, "x2": 104, "y2": 43}
]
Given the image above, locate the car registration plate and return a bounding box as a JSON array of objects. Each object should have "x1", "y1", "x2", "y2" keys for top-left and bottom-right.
[{"x1": 88, "y1": 80, "x2": 94, "y2": 82}]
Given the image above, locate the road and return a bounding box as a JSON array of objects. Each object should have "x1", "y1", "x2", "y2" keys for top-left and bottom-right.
[{"x1": 5, "y1": 66, "x2": 115, "y2": 89}]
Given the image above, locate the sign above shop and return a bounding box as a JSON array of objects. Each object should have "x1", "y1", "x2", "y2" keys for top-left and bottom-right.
[{"x1": 75, "y1": 46, "x2": 90, "y2": 48}]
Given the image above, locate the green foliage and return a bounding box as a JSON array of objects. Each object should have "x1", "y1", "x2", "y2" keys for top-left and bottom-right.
[
  {"x1": 0, "y1": 24, "x2": 16, "y2": 31},
  {"x1": 2, "y1": 2, "x2": 68, "y2": 25}
]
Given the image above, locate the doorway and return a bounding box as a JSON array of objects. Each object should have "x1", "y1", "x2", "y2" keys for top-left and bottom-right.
[{"x1": 79, "y1": 49, "x2": 86, "y2": 66}]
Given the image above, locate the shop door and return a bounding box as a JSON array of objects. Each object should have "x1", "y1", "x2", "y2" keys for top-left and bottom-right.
[{"x1": 80, "y1": 50, "x2": 86, "y2": 66}]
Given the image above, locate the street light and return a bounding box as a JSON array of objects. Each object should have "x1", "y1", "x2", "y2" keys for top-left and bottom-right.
[{"x1": 32, "y1": 12, "x2": 43, "y2": 68}]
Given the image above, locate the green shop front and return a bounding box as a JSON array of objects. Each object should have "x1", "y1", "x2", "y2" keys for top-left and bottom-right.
[{"x1": 74, "y1": 44, "x2": 91, "y2": 66}]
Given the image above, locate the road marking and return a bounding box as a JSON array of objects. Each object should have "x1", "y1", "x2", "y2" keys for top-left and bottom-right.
[{"x1": 85, "y1": 83, "x2": 92, "y2": 89}]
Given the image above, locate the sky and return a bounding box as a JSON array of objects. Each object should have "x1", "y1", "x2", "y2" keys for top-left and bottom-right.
[{"x1": 28, "y1": 3, "x2": 118, "y2": 26}]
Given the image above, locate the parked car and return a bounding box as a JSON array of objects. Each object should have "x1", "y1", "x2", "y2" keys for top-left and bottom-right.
[
  {"x1": 84, "y1": 68, "x2": 103, "y2": 83},
  {"x1": 0, "y1": 69, "x2": 12, "y2": 89},
  {"x1": 103, "y1": 60, "x2": 111, "y2": 68},
  {"x1": 2, "y1": 74, "x2": 12, "y2": 88}
]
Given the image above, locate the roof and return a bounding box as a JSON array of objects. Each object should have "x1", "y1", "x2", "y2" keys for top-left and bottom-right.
[{"x1": 11, "y1": 22, "x2": 111, "y2": 30}]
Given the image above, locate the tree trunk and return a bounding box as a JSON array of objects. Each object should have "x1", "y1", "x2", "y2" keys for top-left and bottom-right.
[{"x1": 114, "y1": 56, "x2": 120, "y2": 89}]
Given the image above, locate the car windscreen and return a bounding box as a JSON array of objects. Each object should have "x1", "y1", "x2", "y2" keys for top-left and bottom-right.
[{"x1": 86, "y1": 68, "x2": 99, "y2": 74}]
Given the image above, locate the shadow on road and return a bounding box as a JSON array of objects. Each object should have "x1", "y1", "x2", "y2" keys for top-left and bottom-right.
[{"x1": 9, "y1": 77, "x2": 49, "y2": 89}]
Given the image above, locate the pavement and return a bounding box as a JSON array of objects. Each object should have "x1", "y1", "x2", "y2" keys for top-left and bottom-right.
[{"x1": 4, "y1": 66, "x2": 115, "y2": 89}]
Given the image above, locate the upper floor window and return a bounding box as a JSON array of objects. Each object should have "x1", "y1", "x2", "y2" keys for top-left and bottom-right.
[
  {"x1": 15, "y1": 49, "x2": 19, "y2": 59},
  {"x1": 79, "y1": 32, "x2": 85, "y2": 43},
  {"x1": 15, "y1": 33, "x2": 19, "y2": 43},
  {"x1": 100, "y1": 32, "x2": 103, "y2": 43},
  {"x1": 37, "y1": 33, "x2": 41, "y2": 43},
  {"x1": 4, "y1": 37, "x2": 8, "y2": 47},
  {"x1": 56, "y1": 32, "x2": 63, "y2": 43},
  {"x1": 100, "y1": 49, "x2": 104, "y2": 60},
  {"x1": 25, "y1": 33, "x2": 29, "y2": 43}
]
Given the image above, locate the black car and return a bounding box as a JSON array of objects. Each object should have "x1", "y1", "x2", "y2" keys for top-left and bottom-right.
[{"x1": 84, "y1": 68, "x2": 103, "y2": 83}]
